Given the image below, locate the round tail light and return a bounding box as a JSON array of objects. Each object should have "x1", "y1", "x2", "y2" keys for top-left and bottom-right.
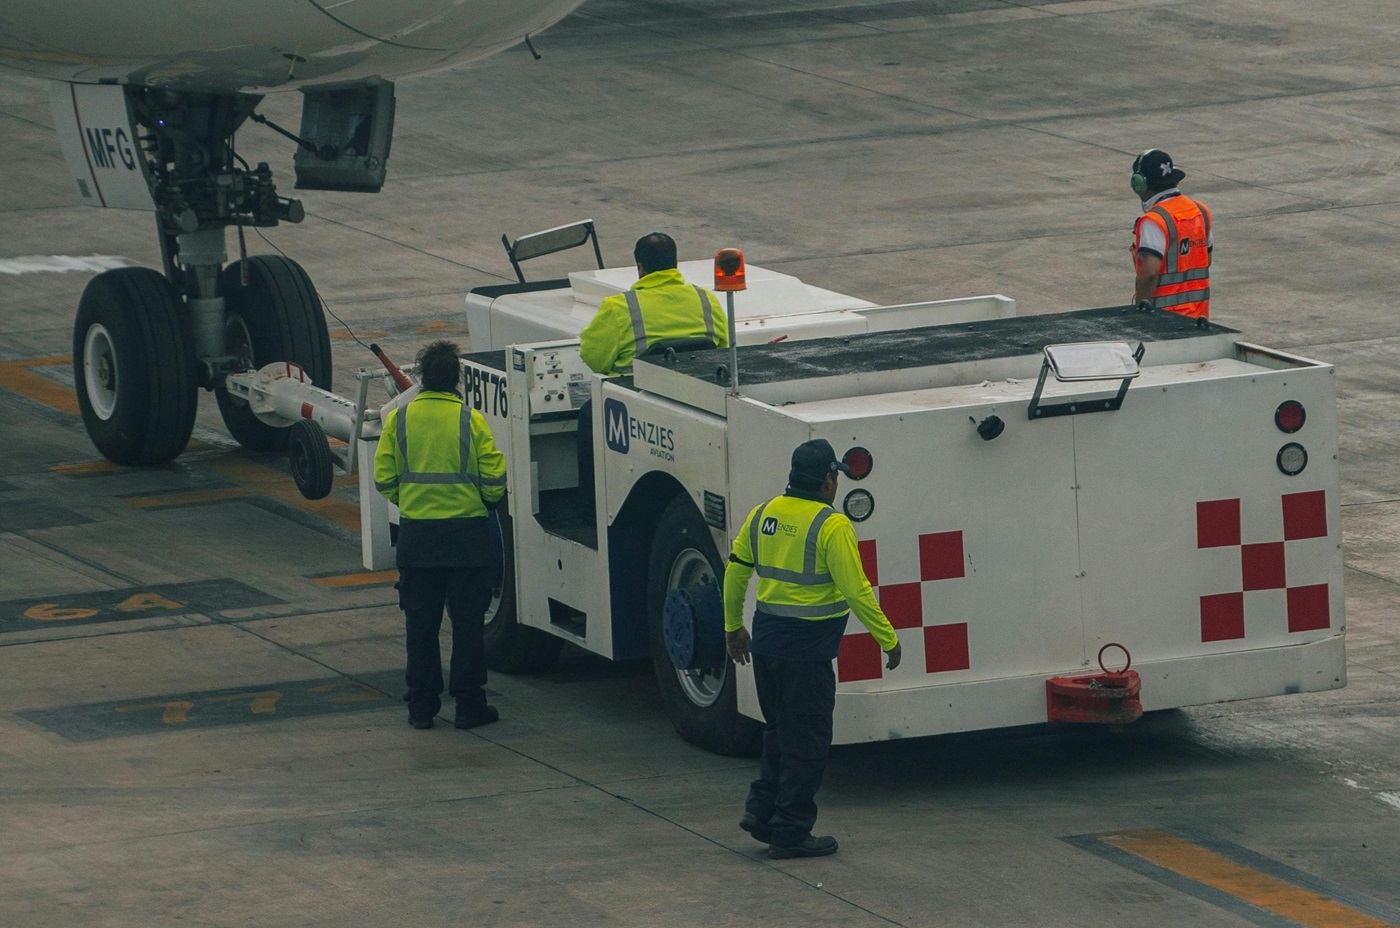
[
  {"x1": 843, "y1": 446, "x2": 873, "y2": 480},
  {"x1": 1275, "y1": 400, "x2": 1306, "y2": 433}
]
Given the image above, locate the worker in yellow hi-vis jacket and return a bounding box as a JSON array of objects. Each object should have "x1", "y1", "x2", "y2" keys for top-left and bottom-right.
[
  {"x1": 723, "y1": 439, "x2": 902, "y2": 860},
  {"x1": 375, "y1": 340, "x2": 506, "y2": 731}
]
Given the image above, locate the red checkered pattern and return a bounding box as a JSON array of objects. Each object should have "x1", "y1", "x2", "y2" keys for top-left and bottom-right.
[
  {"x1": 1196, "y1": 490, "x2": 1330, "y2": 641},
  {"x1": 838, "y1": 531, "x2": 970, "y2": 683}
]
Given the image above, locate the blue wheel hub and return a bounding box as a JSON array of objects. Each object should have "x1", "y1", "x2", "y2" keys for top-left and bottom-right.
[{"x1": 663, "y1": 584, "x2": 725, "y2": 670}]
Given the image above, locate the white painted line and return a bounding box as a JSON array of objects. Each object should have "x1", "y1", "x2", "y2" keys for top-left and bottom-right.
[
  {"x1": 1377, "y1": 792, "x2": 1400, "y2": 812},
  {"x1": 0, "y1": 255, "x2": 131, "y2": 275}
]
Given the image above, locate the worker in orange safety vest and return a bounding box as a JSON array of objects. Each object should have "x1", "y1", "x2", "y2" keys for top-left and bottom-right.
[{"x1": 1130, "y1": 149, "x2": 1213, "y2": 319}]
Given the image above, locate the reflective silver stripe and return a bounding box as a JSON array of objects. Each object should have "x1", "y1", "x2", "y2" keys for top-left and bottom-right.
[
  {"x1": 1157, "y1": 267, "x2": 1210, "y2": 285},
  {"x1": 757, "y1": 599, "x2": 849, "y2": 618},
  {"x1": 375, "y1": 478, "x2": 399, "y2": 491},
  {"x1": 753, "y1": 505, "x2": 835, "y2": 584},
  {"x1": 397, "y1": 405, "x2": 483, "y2": 486},
  {"x1": 625, "y1": 290, "x2": 648, "y2": 364},
  {"x1": 694, "y1": 285, "x2": 715, "y2": 342},
  {"x1": 749, "y1": 502, "x2": 767, "y2": 567},
  {"x1": 1155, "y1": 287, "x2": 1210, "y2": 309},
  {"x1": 1150, "y1": 206, "x2": 1180, "y2": 275}
]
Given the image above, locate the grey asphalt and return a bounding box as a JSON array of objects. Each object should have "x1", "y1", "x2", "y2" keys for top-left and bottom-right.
[{"x1": 1, "y1": 1, "x2": 1398, "y2": 926}]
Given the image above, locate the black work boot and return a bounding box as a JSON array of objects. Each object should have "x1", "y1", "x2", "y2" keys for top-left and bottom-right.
[
  {"x1": 454, "y1": 705, "x2": 499, "y2": 730},
  {"x1": 769, "y1": 835, "x2": 839, "y2": 859},
  {"x1": 739, "y1": 812, "x2": 772, "y2": 844}
]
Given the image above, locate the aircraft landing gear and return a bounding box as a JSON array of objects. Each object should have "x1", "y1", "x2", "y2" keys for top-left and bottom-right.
[{"x1": 73, "y1": 267, "x2": 198, "y2": 465}]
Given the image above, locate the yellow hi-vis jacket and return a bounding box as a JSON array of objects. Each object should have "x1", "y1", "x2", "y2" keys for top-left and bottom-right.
[
  {"x1": 579, "y1": 267, "x2": 729, "y2": 376},
  {"x1": 724, "y1": 494, "x2": 899, "y2": 652},
  {"x1": 373, "y1": 391, "x2": 506, "y2": 519}
]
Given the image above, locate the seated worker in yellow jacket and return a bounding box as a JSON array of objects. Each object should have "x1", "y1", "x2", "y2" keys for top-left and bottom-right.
[
  {"x1": 579, "y1": 231, "x2": 729, "y2": 376},
  {"x1": 575, "y1": 233, "x2": 729, "y2": 517}
]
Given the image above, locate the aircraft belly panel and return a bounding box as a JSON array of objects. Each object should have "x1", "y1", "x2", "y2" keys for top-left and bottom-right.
[{"x1": 0, "y1": 0, "x2": 583, "y2": 90}]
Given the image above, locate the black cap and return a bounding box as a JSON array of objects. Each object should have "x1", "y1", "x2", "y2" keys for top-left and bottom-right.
[
  {"x1": 789, "y1": 439, "x2": 850, "y2": 487},
  {"x1": 1132, "y1": 149, "x2": 1186, "y2": 193}
]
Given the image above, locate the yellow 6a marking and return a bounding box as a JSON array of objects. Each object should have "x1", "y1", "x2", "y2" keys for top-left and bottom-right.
[
  {"x1": 23, "y1": 603, "x2": 100, "y2": 621},
  {"x1": 23, "y1": 591, "x2": 186, "y2": 622}
]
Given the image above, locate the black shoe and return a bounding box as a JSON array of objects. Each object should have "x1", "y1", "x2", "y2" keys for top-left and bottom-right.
[
  {"x1": 409, "y1": 716, "x2": 434, "y2": 730},
  {"x1": 769, "y1": 835, "x2": 838, "y2": 859},
  {"x1": 739, "y1": 813, "x2": 772, "y2": 844},
  {"x1": 454, "y1": 705, "x2": 499, "y2": 730}
]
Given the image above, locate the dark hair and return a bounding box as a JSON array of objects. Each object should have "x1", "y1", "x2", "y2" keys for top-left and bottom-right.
[
  {"x1": 633, "y1": 232, "x2": 678, "y2": 275},
  {"x1": 417, "y1": 340, "x2": 461, "y2": 392}
]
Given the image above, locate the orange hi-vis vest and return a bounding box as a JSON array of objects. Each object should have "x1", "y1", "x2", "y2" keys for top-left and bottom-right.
[{"x1": 1135, "y1": 194, "x2": 1212, "y2": 318}]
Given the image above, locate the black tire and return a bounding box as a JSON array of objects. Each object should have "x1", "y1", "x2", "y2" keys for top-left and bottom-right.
[
  {"x1": 647, "y1": 495, "x2": 762, "y2": 756},
  {"x1": 215, "y1": 255, "x2": 332, "y2": 452},
  {"x1": 483, "y1": 511, "x2": 563, "y2": 673},
  {"x1": 73, "y1": 267, "x2": 197, "y2": 465},
  {"x1": 288, "y1": 419, "x2": 335, "y2": 500}
]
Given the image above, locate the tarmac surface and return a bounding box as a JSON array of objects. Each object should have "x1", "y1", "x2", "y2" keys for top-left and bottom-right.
[{"x1": 2, "y1": 1, "x2": 1399, "y2": 926}]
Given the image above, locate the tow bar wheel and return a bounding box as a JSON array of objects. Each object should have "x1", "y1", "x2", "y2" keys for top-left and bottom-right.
[{"x1": 288, "y1": 419, "x2": 335, "y2": 500}]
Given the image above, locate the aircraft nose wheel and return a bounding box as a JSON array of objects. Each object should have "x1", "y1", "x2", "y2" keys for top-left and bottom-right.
[
  {"x1": 82, "y1": 325, "x2": 119, "y2": 420},
  {"x1": 216, "y1": 255, "x2": 332, "y2": 452},
  {"x1": 72, "y1": 268, "x2": 197, "y2": 465}
]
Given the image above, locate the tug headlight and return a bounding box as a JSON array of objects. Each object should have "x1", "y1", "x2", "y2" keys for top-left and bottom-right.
[
  {"x1": 843, "y1": 489, "x2": 875, "y2": 522},
  {"x1": 1277, "y1": 442, "x2": 1308, "y2": 476}
]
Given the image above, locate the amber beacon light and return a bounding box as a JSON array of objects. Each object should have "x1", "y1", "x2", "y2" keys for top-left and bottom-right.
[{"x1": 714, "y1": 248, "x2": 746, "y2": 291}]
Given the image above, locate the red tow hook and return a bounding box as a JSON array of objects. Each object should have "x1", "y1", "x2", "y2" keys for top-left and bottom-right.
[{"x1": 1046, "y1": 643, "x2": 1143, "y2": 725}]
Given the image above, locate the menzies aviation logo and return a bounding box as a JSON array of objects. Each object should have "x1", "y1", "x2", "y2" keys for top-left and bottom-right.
[{"x1": 604, "y1": 397, "x2": 676, "y2": 461}]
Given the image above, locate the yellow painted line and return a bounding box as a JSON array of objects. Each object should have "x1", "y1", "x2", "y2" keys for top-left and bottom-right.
[
  {"x1": 0, "y1": 356, "x2": 79, "y2": 415},
  {"x1": 314, "y1": 569, "x2": 399, "y2": 589},
  {"x1": 50, "y1": 460, "x2": 122, "y2": 475},
  {"x1": 125, "y1": 487, "x2": 254, "y2": 509},
  {"x1": 119, "y1": 457, "x2": 360, "y2": 533},
  {"x1": 1100, "y1": 829, "x2": 1393, "y2": 928},
  {"x1": 331, "y1": 330, "x2": 387, "y2": 341},
  {"x1": 205, "y1": 456, "x2": 361, "y2": 533}
]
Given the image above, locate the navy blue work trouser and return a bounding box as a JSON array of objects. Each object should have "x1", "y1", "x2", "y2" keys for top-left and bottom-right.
[
  {"x1": 398, "y1": 567, "x2": 491, "y2": 720},
  {"x1": 745, "y1": 653, "x2": 837, "y2": 847}
]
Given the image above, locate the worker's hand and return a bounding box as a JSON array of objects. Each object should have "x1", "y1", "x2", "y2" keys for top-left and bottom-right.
[
  {"x1": 884, "y1": 642, "x2": 903, "y2": 671},
  {"x1": 726, "y1": 628, "x2": 751, "y2": 666}
]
